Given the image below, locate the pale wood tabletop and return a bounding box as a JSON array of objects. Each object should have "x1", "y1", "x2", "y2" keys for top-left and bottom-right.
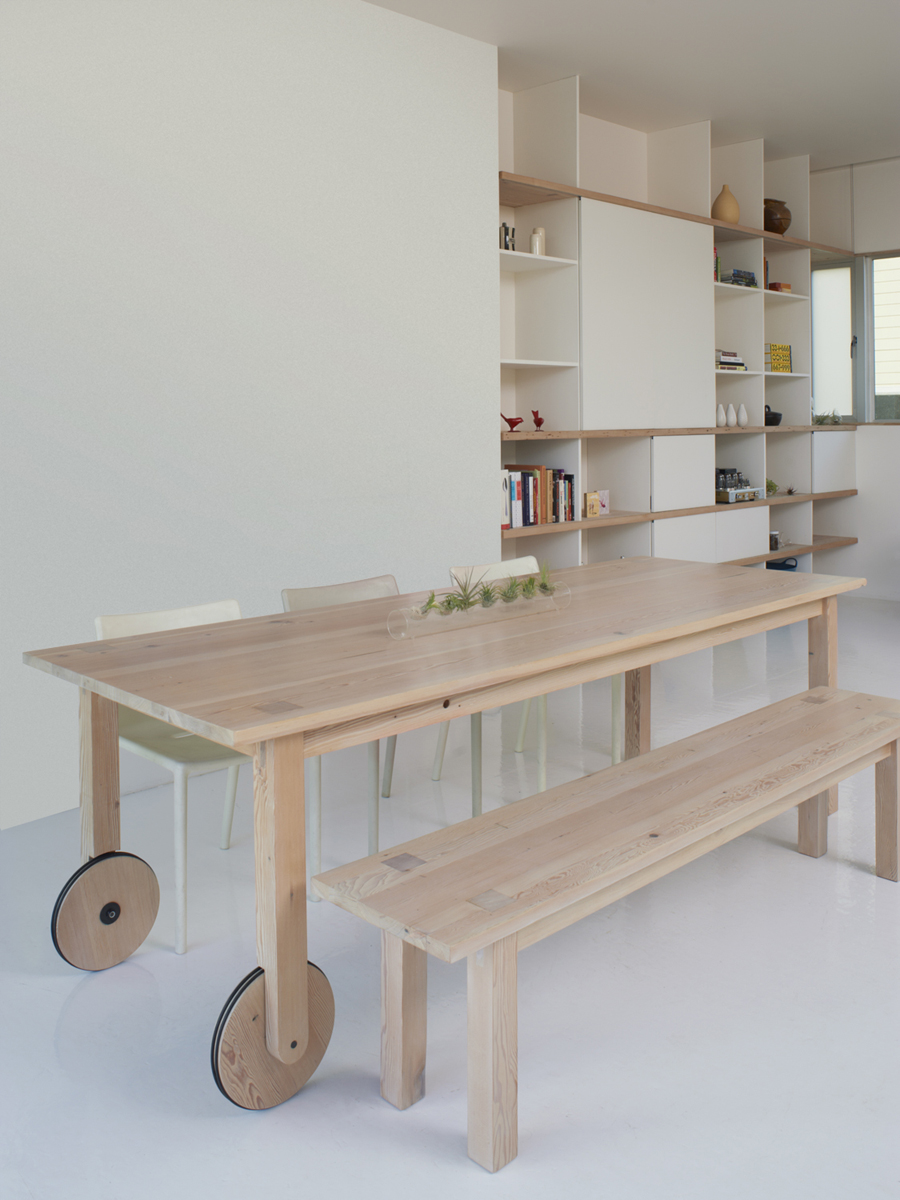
[
  {"x1": 26, "y1": 556, "x2": 866, "y2": 1106},
  {"x1": 24, "y1": 558, "x2": 865, "y2": 751}
]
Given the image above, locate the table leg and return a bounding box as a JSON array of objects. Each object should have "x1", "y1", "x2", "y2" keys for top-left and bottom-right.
[
  {"x1": 624, "y1": 666, "x2": 651, "y2": 760},
  {"x1": 51, "y1": 690, "x2": 159, "y2": 972},
  {"x1": 79, "y1": 689, "x2": 120, "y2": 862},
  {"x1": 254, "y1": 732, "x2": 308, "y2": 1064},
  {"x1": 809, "y1": 596, "x2": 839, "y2": 814},
  {"x1": 211, "y1": 730, "x2": 335, "y2": 1108}
]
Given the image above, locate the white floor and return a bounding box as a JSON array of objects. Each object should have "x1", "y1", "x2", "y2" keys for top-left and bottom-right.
[{"x1": 2, "y1": 596, "x2": 899, "y2": 1200}]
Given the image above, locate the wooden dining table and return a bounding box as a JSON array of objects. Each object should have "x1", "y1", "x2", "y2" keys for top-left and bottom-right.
[{"x1": 24, "y1": 556, "x2": 865, "y2": 1107}]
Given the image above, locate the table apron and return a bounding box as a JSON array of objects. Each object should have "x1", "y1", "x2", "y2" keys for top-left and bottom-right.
[{"x1": 281, "y1": 599, "x2": 826, "y2": 759}]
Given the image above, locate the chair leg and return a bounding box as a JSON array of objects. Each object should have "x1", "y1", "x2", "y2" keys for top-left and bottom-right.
[
  {"x1": 514, "y1": 698, "x2": 531, "y2": 753},
  {"x1": 368, "y1": 741, "x2": 380, "y2": 856},
  {"x1": 220, "y1": 764, "x2": 240, "y2": 850},
  {"x1": 381, "y1": 932, "x2": 427, "y2": 1110},
  {"x1": 382, "y1": 735, "x2": 397, "y2": 798},
  {"x1": 467, "y1": 935, "x2": 518, "y2": 1173},
  {"x1": 173, "y1": 766, "x2": 188, "y2": 955},
  {"x1": 537, "y1": 694, "x2": 548, "y2": 793},
  {"x1": 471, "y1": 712, "x2": 482, "y2": 817},
  {"x1": 432, "y1": 721, "x2": 450, "y2": 781},
  {"x1": 308, "y1": 755, "x2": 322, "y2": 901},
  {"x1": 876, "y1": 739, "x2": 900, "y2": 882},
  {"x1": 611, "y1": 673, "x2": 624, "y2": 765}
]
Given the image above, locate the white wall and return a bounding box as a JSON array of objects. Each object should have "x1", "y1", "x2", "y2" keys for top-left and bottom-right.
[
  {"x1": 810, "y1": 157, "x2": 900, "y2": 254},
  {"x1": 813, "y1": 427, "x2": 900, "y2": 601},
  {"x1": 0, "y1": 0, "x2": 499, "y2": 827}
]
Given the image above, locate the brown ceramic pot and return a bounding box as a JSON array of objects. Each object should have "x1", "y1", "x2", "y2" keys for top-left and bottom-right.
[{"x1": 764, "y1": 198, "x2": 792, "y2": 235}]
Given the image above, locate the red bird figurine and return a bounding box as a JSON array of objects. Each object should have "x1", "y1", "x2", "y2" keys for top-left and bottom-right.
[
  {"x1": 501, "y1": 413, "x2": 524, "y2": 432},
  {"x1": 531, "y1": 409, "x2": 545, "y2": 430}
]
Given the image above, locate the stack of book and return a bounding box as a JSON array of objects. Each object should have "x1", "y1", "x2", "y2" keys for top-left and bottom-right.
[
  {"x1": 714, "y1": 246, "x2": 721, "y2": 281},
  {"x1": 719, "y1": 268, "x2": 757, "y2": 288},
  {"x1": 502, "y1": 465, "x2": 575, "y2": 529},
  {"x1": 765, "y1": 343, "x2": 792, "y2": 372},
  {"x1": 716, "y1": 350, "x2": 747, "y2": 371}
]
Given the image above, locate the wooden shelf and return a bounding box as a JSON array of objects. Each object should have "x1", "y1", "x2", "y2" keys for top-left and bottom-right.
[
  {"x1": 500, "y1": 358, "x2": 579, "y2": 370},
  {"x1": 715, "y1": 282, "x2": 762, "y2": 295},
  {"x1": 726, "y1": 535, "x2": 858, "y2": 567},
  {"x1": 498, "y1": 171, "x2": 853, "y2": 259},
  {"x1": 716, "y1": 369, "x2": 761, "y2": 377},
  {"x1": 501, "y1": 425, "x2": 857, "y2": 441},
  {"x1": 765, "y1": 371, "x2": 810, "y2": 379},
  {"x1": 499, "y1": 249, "x2": 577, "y2": 272},
  {"x1": 763, "y1": 290, "x2": 809, "y2": 301},
  {"x1": 501, "y1": 491, "x2": 858, "y2": 539}
]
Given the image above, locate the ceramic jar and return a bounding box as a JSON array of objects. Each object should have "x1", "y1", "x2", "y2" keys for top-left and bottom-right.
[
  {"x1": 763, "y1": 199, "x2": 792, "y2": 235},
  {"x1": 711, "y1": 185, "x2": 740, "y2": 223}
]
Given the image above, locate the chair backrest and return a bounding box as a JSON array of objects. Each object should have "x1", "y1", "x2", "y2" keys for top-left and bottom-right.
[
  {"x1": 449, "y1": 556, "x2": 539, "y2": 587},
  {"x1": 95, "y1": 599, "x2": 242, "y2": 640},
  {"x1": 281, "y1": 574, "x2": 399, "y2": 613}
]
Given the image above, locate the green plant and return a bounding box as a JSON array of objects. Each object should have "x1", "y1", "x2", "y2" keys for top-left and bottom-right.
[
  {"x1": 766, "y1": 477, "x2": 778, "y2": 496},
  {"x1": 813, "y1": 409, "x2": 843, "y2": 425},
  {"x1": 443, "y1": 571, "x2": 482, "y2": 613},
  {"x1": 478, "y1": 582, "x2": 498, "y2": 607},
  {"x1": 420, "y1": 591, "x2": 439, "y2": 615},
  {"x1": 521, "y1": 575, "x2": 538, "y2": 599},
  {"x1": 537, "y1": 562, "x2": 557, "y2": 596},
  {"x1": 499, "y1": 576, "x2": 521, "y2": 603}
]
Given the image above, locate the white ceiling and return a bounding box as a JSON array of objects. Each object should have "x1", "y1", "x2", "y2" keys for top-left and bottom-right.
[{"x1": 372, "y1": 0, "x2": 900, "y2": 170}]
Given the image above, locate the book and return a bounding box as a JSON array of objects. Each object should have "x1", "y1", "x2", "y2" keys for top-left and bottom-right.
[{"x1": 501, "y1": 470, "x2": 510, "y2": 530}]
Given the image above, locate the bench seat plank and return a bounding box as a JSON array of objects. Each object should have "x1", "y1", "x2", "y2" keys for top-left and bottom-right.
[{"x1": 315, "y1": 690, "x2": 900, "y2": 963}]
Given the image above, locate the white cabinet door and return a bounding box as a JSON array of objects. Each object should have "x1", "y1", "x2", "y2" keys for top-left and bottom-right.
[{"x1": 581, "y1": 199, "x2": 715, "y2": 430}]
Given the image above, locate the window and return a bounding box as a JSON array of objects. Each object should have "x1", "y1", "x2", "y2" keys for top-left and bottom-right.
[
  {"x1": 873, "y1": 256, "x2": 900, "y2": 420},
  {"x1": 811, "y1": 265, "x2": 854, "y2": 418}
]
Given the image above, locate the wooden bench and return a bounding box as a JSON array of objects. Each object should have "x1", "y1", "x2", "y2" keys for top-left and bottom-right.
[{"x1": 313, "y1": 688, "x2": 900, "y2": 1172}]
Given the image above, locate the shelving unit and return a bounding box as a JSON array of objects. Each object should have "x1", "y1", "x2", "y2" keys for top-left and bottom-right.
[{"x1": 497, "y1": 80, "x2": 856, "y2": 572}]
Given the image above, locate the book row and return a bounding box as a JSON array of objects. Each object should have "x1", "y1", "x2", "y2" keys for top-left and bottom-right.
[{"x1": 502, "y1": 465, "x2": 575, "y2": 529}]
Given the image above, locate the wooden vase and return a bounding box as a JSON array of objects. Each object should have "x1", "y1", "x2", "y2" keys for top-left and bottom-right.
[{"x1": 711, "y1": 184, "x2": 740, "y2": 224}]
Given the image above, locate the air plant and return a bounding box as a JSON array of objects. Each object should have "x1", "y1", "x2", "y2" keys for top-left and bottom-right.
[
  {"x1": 537, "y1": 562, "x2": 557, "y2": 596},
  {"x1": 442, "y1": 571, "x2": 483, "y2": 613},
  {"x1": 813, "y1": 409, "x2": 843, "y2": 425},
  {"x1": 521, "y1": 575, "x2": 538, "y2": 599},
  {"x1": 478, "y1": 582, "x2": 498, "y2": 607},
  {"x1": 786, "y1": 485, "x2": 797, "y2": 495},
  {"x1": 419, "y1": 591, "x2": 439, "y2": 615},
  {"x1": 499, "y1": 576, "x2": 521, "y2": 603}
]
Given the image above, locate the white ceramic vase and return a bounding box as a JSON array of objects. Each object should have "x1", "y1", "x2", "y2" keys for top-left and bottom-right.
[
  {"x1": 530, "y1": 226, "x2": 546, "y2": 255},
  {"x1": 737, "y1": 404, "x2": 749, "y2": 427},
  {"x1": 716, "y1": 404, "x2": 727, "y2": 428},
  {"x1": 726, "y1": 403, "x2": 737, "y2": 427}
]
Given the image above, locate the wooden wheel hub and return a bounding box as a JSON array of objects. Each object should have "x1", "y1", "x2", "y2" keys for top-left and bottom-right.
[
  {"x1": 51, "y1": 852, "x2": 160, "y2": 971},
  {"x1": 211, "y1": 963, "x2": 335, "y2": 1109}
]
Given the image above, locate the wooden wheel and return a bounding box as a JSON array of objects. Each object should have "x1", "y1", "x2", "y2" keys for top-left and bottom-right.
[
  {"x1": 211, "y1": 963, "x2": 334, "y2": 1109},
  {"x1": 51, "y1": 851, "x2": 160, "y2": 971}
]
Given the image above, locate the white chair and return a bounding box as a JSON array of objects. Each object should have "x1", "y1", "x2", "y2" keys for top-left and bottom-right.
[
  {"x1": 432, "y1": 556, "x2": 548, "y2": 803},
  {"x1": 94, "y1": 600, "x2": 251, "y2": 954},
  {"x1": 281, "y1": 575, "x2": 400, "y2": 893}
]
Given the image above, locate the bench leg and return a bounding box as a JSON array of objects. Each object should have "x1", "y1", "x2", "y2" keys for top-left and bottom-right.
[
  {"x1": 876, "y1": 740, "x2": 900, "y2": 882},
  {"x1": 381, "y1": 933, "x2": 427, "y2": 1109},
  {"x1": 797, "y1": 793, "x2": 828, "y2": 858},
  {"x1": 467, "y1": 935, "x2": 517, "y2": 1173},
  {"x1": 625, "y1": 666, "x2": 651, "y2": 760},
  {"x1": 808, "y1": 597, "x2": 839, "y2": 814}
]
